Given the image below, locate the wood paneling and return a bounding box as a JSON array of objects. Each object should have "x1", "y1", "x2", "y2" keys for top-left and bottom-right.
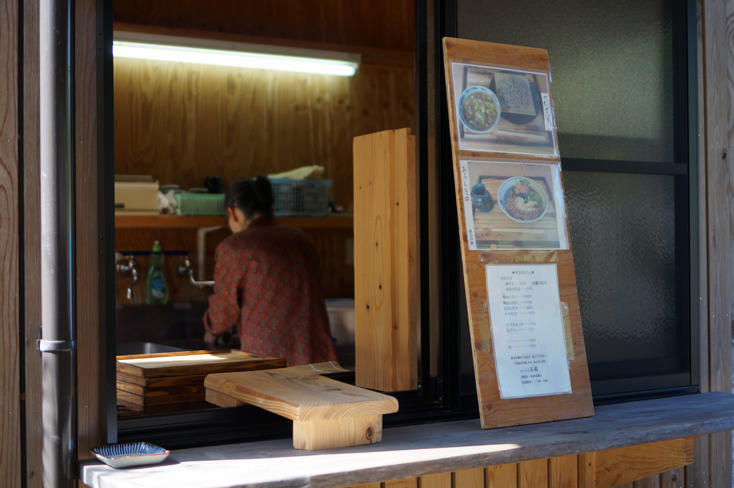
[
  {"x1": 486, "y1": 464, "x2": 517, "y2": 488},
  {"x1": 702, "y1": 0, "x2": 734, "y2": 487},
  {"x1": 659, "y1": 467, "x2": 684, "y2": 488},
  {"x1": 22, "y1": 0, "x2": 42, "y2": 484},
  {"x1": 549, "y1": 456, "x2": 576, "y2": 488},
  {"x1": 633, "y1": 476, "x2": 660, "y2": 488},
  {"x1": 76, "y1": 0, "x2": 109, "y2": 463},
  {"x1": 384, "y1": 478, "x2": 417, "y2": 488},
  {"x1": 113, "y1": 57, "x2": 414, "y2": 212},
  {"x1": 354, "y1": 129, "x2": 418, "y2": 392},
  {"x1": 581, "y1": 438, "x2": 695, "y2": 488},
  {"x1": 421, "y1": 472, "x2": 452, "y2": 488},
  {"x1": 453, "y1": 468, "x2": 484, "y2": 488},
  {"x1": 0, "y1": 0, "x2": 19, "y2": 486},
  {"x1": 519, "y1": 459, "x2": 548, "y2": 488},
  {"x1": 113, "y1": 0, "x2": 414, "y2": 54}
]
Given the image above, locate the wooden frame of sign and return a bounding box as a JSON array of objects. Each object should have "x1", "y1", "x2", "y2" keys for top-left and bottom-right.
[{"x1": 443, "y1": 37, "x2": 593, "y2": 429}]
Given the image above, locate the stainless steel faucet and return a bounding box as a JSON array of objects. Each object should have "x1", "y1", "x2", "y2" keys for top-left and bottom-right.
[
  {"x1": 176, "y1": 255, "x2": 215, "y2": 288},
  {"x1": 116, "y1": 255, "x2": 139, "y2": 300}
]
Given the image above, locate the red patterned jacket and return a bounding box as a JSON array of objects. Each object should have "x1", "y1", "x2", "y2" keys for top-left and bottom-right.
[{"x1": 203, "y1": 218, "x2": 337, "y2": 366}]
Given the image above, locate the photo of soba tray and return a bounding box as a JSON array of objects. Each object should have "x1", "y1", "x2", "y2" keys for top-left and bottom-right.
[{"x1": 451, "y1": 62, "x2": 558, "y2": 157}]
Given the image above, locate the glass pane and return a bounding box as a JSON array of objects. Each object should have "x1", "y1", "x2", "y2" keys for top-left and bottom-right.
[
  {"x1": 457, "y1": 0, "x2": 675, "y2": 163},
  {"x1": 563, "y1": 171, "x2": 684, "y2": 373}
]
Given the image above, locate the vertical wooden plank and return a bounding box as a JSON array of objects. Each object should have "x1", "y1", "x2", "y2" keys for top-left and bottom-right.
[
  {"x1": 612, "y1": 484, "x2": 634, "y2": 488},
  {"x1": 578, "y1": 452, "x2": 595, "y2": 488},
  {"x1": 453, "y1": 467, "x2": 484, "y2": 488},
  {"x1": 702, "y1": 0, "x2": 733, "y2": 486},
  {"x1": 421, "y1": 471, "x2": 451, "y2": 488},
  {"x1": 343, "y1": 484, "x2": 381, "y2": 488},
  {"x1": 392, "y1": 128, "x2": 417, "y2": 391},
  {"x1": 632, "y1": 475, "x2": 660, "y2": 488},
  {"x1": 486, "y1": 464, "x2": 517, "y2": 488},
  {"x1": 354, "y1": 128, "x2": 418, "y2": 392},
  {"x1": 0, "y1": 0, "x2": 20, "y2": 487},
  {"x1": 22, "y1": 0, "x2": 41, "y2": 483},
  {"x1": 75, "y1": 0, "x2": 107, "y2": 461},
  {"x1": 688, "y1": 1, "x2": 712, "y2": 486},
  {"x1": 384, "y1": 477, "x2": 417, "y2": 488},
  {"x1": 354, "y1": 129, "x2": 394, "y2": 392},
  {"x1": 518, "y1": 460, "x2": 548, "y2": 488},
  {"x1": 659, "y1": 467, "x2": 684, "y2": 488},
  {"x1": 549, "y1": 455, "x2": 576, "y2": 488}
]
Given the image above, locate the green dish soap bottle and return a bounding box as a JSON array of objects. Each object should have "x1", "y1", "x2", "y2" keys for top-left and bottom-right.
[{"x1": 145, "y1": 240, "x2": 169, "y2": 305}]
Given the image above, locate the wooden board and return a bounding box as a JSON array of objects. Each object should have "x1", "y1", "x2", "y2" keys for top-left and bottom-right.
[
  {"x1": 0, "y1": 0, "x2": 20, "y2": 483},
  {"x1": 353, "y1": 128, "x2": 418, "y2": 392},
  {"x1": 116, "y1": 349, "x2": 286, "y2": 378},
  {"x1": 453, "y1": 468, "x2": 484, "y2": 488},
  {"x1": 519, "y1": 459, "x2": 548, "y2": 488},
  {"x1": 204, "y1": 368, "x2": 398, "y2": 421},
  {"x1": 116, "y1": 385, "x2": 205, "y2": 406},
  {"x1": 442, "y1": 37, "x2": 593, "y2": 429},
  {"x1": 116, "y1": 371, "x2": 210, "y2": 388},
  {"x1": 420, "y1": 472, "x2": 452, "y2": 488},
  {"x1": 487, "y1": 464, "x2": 517, "y2": 488},
  {"x1": 117, "y1": 398, "x2": 215, "y2": 416},
  {"x1": 578, "y1": 437, "x2": 695, "y2": 488}
]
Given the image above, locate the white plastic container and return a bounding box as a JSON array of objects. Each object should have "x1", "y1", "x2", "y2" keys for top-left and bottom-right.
[{"x1": 326, "y1": 299, "x2": 355, "y2": 346}]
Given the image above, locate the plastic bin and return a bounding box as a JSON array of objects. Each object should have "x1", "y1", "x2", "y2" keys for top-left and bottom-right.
[
  {"x1": 268, "y1": 178, "x2": 332, "y2": 217},
  {"x1": 174, "y1": 193, "x2": 226, "y2": 216}
]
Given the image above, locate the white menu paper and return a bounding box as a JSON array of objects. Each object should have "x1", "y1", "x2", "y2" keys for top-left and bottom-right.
[{"x1": 486, "y1": 263, "x2": 572, "y2": 399}]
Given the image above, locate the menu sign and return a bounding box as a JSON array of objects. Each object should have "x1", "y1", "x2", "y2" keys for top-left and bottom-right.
[{"x1": 486, "y1": 263, "x2": 572, "y2": 399}]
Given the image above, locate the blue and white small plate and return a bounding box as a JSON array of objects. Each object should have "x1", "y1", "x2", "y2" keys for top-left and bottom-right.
[{"x1": 91, "y1": 442, "x2": 170, "y2": 469}]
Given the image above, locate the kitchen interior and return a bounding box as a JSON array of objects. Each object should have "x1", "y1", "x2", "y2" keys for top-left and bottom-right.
[{"x1": 113, "y1": 0, "x2": 415, "y2": 415}]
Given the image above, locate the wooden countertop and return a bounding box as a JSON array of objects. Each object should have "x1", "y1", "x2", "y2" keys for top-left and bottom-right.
[{"x1": 81, "y1": 391, "x2": 734, "y2": 488}]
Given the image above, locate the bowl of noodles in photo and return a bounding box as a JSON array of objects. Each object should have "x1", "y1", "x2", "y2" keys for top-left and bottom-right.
[
  {"x1": 458, "y1": 86, "x2": 501, "y2": 133},
  {"x1": 497, "y1": 177, "x2": 548, "y2": 223}
]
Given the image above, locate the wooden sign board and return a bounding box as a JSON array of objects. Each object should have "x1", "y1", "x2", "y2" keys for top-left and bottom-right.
[{"x1": 443, "y1": 37, "x2": 593, "y2": 428}]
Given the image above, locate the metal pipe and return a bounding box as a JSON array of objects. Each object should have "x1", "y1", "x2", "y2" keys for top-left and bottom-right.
[{"x1": 40, "y1": 0, "x2": 76, "y2": 485}]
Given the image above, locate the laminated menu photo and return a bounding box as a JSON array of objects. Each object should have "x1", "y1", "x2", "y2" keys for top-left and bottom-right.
[
  {"x1": 459, "y1": 159, "x2": 569, "y2": 250},
  {"x1": 450, "y1": 62, "x2": 558, "y2": 157}
]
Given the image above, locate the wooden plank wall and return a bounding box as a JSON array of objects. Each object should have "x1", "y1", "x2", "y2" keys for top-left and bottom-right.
[
  {"x1": 113, "y1": 53, "x2": 414, "y2": 215},
  {"x1": 698, "y1": 0, "x2": 734, "y2": 487},
  {"x1": 0, "y1": 1, "x2": 20, "y2": 487},
  {"x1": 113, "y1": 0, "x2": 414, "y2": 55},
  {"x1": 22, "y1": 0, "x2": 42, "y2": 484},
  {"x1": 339, "y1": 462, "x2": 686, "y2": 488}
]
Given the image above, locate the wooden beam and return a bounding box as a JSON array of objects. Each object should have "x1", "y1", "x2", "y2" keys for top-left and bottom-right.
[
  {"x1": 702, "y1": 0, "x2": 733, "y2": 486},
  {"x1": 22, "y1": 0, "x2": 42, "y2": 484},
  {"x1": 0, "y1": 0, "x2": 20, "y2": 485}
]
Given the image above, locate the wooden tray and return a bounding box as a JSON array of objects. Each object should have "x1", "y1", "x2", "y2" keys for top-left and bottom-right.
[{"x1": 116, "y1": 349, "x2": 286, "y2": 378}]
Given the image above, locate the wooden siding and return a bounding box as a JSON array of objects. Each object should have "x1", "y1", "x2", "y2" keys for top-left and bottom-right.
[{"x1": 0, "y1": 0, "x2": 20, "y2": 485}]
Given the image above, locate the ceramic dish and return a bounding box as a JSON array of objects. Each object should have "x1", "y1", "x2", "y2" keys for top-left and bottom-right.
[
  {"x1": 497, "y1": 177, "x2": 548, "y2": 224},
  {"x1": 91, "y1": 442, "x2": 170, "y2": 469},
  {"x1": 458, "y1": 86, "x2": 501, "y2": 133}
]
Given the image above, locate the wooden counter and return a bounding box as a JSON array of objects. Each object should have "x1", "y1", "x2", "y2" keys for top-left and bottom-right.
[{"x1": 82, "y1": 392, "x2": 734, "y2": 488}]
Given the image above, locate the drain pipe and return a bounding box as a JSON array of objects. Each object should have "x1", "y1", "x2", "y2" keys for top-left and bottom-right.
[{"x1": 39, "y1": 0, "x2": 77, "y2": 485}]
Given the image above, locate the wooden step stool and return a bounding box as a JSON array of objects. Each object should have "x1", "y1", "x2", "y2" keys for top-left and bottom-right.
[{"x1": 204, "y1": 368, "x2": 399, "y2": 450}]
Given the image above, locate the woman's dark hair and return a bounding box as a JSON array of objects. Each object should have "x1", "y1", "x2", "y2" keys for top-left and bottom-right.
[{"x1": 226, "y1": 175, "x2": 274, "y2": 221}]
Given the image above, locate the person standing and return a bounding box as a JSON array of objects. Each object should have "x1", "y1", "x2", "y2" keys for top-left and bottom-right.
[{"x1": 203, "y1": 176, "x2": 337, "y2": 366}]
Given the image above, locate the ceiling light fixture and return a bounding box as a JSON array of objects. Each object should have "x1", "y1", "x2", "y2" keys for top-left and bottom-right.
[{"x1": 113, "y1": 31, "x2": 360, "y2": 77}]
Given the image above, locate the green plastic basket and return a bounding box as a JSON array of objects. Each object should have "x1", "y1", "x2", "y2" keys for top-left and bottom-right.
[{"x1": 174, "y1": 193, "x2": 226, "y2": 216}]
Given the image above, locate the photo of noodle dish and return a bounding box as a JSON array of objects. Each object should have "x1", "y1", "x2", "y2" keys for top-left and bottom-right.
[
  {"x1": 458, "y1": 86, "x2": 501, "y2": 133},
  {"x1": 497, "y1": 177, "x2": 548, "y2": 223}
]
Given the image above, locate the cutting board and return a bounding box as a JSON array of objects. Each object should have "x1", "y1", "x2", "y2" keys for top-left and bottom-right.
[{"x1": 116, "y1": 349, "x2": 286, "y2": 378}]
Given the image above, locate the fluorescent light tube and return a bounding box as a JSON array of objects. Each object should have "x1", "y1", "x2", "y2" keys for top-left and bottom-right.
[{"x1": 113, "y1": 32, "x2": 360, "y2": 77}]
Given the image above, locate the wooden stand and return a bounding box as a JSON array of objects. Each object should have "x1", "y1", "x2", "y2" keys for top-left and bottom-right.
[
  {"x1": 204, "y1": 368, "x2": 399, "y2": 450},
  {"x1": 442, "y1": 38, "x2": 594, "y2": 428}
]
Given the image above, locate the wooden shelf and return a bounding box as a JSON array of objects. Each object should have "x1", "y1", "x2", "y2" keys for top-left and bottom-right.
[{"x1": 114, "y1": 214, "x2": 354, "y2": 230}]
